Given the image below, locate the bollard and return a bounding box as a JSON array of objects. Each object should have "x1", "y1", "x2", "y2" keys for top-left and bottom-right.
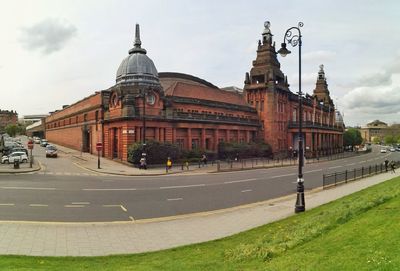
[{"x1": 13, "y1": 159, "x2": 20, "y2": 169}]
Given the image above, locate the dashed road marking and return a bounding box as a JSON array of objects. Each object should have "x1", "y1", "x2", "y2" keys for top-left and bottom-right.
[
  {"x1": 71, "y1": 202, "x2": 90, "y2": 205},
  {"x1": 64, "y1": 205, "x2": 85, "y2": 208},
  {"x1": 29, "y1": 204, "x2": 48, "y2": 207},
  {"x1": 83, "y1": 188, "x2": 137, "y2": 191},
  {"x1": 160, "y1": 184, "x2": 205, "y2": 189},
  {"x1": 1, "y1": 187, "x2": 56, "y2": 191},
  {"x1": 329, "y1": 166, "x2": 342, "y2": 169},
  {"x1": 224, "y1": 178, "x2": 257, "y2": 184},
  {"x1": 241, "y1": 189, "x2": 252, "y2": 193},
  {"x1": 0, "y1": 203, "x2": 15, "y2": 206},
  {"x1": 120, "y1": 205, "x2": 127, "y2": 212},
  {"x1": 270, "y1": 173, "x2": 296, "y2": 178},
  {"x1": 129, "y1": 216, "x2": 135, "y2": 221},
  {"x1": 167, "y1": 198, "x2": 183, "y2": 201},
  {"x1": 348, "y1": 163, "x2": 356, "y2": 166}
]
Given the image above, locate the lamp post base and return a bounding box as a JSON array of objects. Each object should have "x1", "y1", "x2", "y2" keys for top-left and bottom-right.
[{"x1": 295, "y1": 180, "x2": 305, "y2": 213}]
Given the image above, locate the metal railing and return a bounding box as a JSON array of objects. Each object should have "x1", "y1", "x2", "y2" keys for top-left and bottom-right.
[{"x1": 323, "y1": 161, "x2": 400, "y2": 189}]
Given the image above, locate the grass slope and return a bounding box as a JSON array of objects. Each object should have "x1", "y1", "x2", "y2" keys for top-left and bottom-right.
[{"x1": 1, "y1": 176, "x2": 400, "y2": 271}]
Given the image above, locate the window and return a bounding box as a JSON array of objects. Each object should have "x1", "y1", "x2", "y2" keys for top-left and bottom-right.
[
  {"x1": 293, "y1": 109, "x2": 297, "y2": 122},
  {"x1": 192, "y1": 139, "x2": 199, "y2": 149},
  {"x1": 176, "y1": 139, "x2": 184, "y2": 149},
  {"x1": 261, "y1": 100, "x2": 264, "y2": 112},
  {"x1": 95, "y1": 111, "x2": 99, "y2": 131}
]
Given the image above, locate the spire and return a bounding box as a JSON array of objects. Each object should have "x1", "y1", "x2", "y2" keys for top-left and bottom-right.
[
  {"x1": 262, "y1": 21, "x2": 273, "y2": 45},
  {"x1": 129, "y1": 24, "x2": 147, "y2": 55}
]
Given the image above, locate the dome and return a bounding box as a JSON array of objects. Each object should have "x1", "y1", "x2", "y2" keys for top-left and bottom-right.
[{"x1": 115, "y1": 24, "x2": 160, "y2": 86}]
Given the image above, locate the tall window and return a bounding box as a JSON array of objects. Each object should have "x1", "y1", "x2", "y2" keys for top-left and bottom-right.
[
  {"x1": 261, "y1": 101, "x2": 264, "y2": 111},
  {"x1": 95, "y1": 111, "x2": 99, "y2": 131},
  {"x1": 293, "y1": 109, "x2": 297, "y2": 122}
]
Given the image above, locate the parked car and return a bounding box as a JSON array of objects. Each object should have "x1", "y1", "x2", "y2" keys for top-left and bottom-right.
[
  {"x1": 380, "y1": 148, "x2": 387, "y2": 153},
  {"x1": 1, "y1": 151, "x2": 28, "y2": 164},
  {"x1": 45, "y1": 145, "x2": 58, "y2": 158},
  {"x1": 390, "y1": 147, "x2": 396, "y2": 152},
  {"x1": 34, "y1": 137, "x2": 41, "y2": 144},
  {"x1": 11, "y1": 147, "x2": 28, "y2": 156},
  {"x1": 40, "y1": 139, "x2": 49, "y2": 147}
]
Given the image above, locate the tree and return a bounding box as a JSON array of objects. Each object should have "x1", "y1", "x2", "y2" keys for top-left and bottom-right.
[
  {"x1": 343, "y1": 128, "x2": 363, "y2": 148},
  {"x1": 372, "y1": 137, "x2": 380, "y2": 144},
  {"x1": 384, "y1": 135, "x2": 396, "y2": 145},
  {"x1": 5, "y1": 124, "x2": 18, "y2": 137}
]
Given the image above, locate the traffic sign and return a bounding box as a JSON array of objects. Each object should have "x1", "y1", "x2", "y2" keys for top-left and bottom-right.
[
  {"x1": 96, "y1": 142, "x2": 103, "y2": 151},
  {"x1": 27, "y1": 141, "x2": 34, "y2": 150}
]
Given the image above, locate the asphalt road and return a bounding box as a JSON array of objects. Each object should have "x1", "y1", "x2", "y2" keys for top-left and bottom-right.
[{"x1": 0, "y1": 144, "x2": 399, "y2": 222}]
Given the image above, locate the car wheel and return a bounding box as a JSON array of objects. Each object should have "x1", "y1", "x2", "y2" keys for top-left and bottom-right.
[
  {"x1": 5, "y1": 160, "x2": 9, "y2": 164},
  {"x1": 22, "y1": 159, "x2": 27, "y2": 163}
]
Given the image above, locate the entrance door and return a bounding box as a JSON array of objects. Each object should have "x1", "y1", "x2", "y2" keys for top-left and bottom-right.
[{"x1": 113, "y1": 128, "x2": 118, "y2": 159}]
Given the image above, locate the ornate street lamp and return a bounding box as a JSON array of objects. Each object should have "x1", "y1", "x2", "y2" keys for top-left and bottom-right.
[{"x1": 277, "y1": 22, "x2": 305, "y2": 213}]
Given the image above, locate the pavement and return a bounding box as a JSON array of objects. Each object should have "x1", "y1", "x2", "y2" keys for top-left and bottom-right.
[{"x1": 0, "y1": 167, "x2": 397, "y2": 256}]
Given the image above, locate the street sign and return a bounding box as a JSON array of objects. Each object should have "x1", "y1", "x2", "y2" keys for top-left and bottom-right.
[
  {"x1": 96, "y1": 142, "x2": 103, "y2": 151},
  {"x1": 27, "y1": 141, "x2": 34, "y2": 150}
]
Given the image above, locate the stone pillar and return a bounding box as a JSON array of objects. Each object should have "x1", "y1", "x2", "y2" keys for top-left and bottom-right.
[
  {"x1": 214, "y1": 129, "x2": 219, "y2": 151},
  {"x1": 155, "y1": 127, "x2": 160, "y2": 142},
  {"x1": 187, "y1": 128, "x2": 192, "y2": 150},
  {"x1": 201, "y1": 128, "x2": 206, "y2": 149},
  {"x1": 226, "y1": 130, "x2": 230, "y2": 142}
]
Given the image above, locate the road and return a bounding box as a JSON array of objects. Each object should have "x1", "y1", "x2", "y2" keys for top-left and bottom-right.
[{"x1": 0, "y1": 142, "x2": 399, "y2": 222}]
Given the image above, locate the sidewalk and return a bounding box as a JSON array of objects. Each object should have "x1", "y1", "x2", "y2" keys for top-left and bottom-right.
[
  {"x1": 55, "y1": 144, "x2": 216, "y2": 176},
  {"x1": 0, "y1": 170, "x2": 398, "y2": 256},
  {"x1": 0, "y1": 161, "x2": 40, "y2": 174}
]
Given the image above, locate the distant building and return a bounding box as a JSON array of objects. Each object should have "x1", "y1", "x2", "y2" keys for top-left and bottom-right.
[
  {"x1": 0, "y1": 110, "x2": 18, "y2": 132},
  {"x1": 359, "y1": 120, "x2": 388, "y2": 143}
]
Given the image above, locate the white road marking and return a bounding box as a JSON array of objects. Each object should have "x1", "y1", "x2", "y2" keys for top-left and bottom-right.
[
  {"x1": 29, "y1": 204, "x2": 48, "y2": 207},
  {"x1": 270, "y1": 173, "x2": 296, "y2": 178},
  {"x1": 167, "y1": 198, "x2": 183, "y2": 201},
  {"x1": 129, "y1": 216, "x2": 135, "y2": 221},
  {"x1": 1, "y1": 187, "x2": 56, "y2": 191},
  {"x1": 0, "y1": 203, "x2": 15, "y2": 206},
  {"x1": 83, "y1": 188, "x2": 137, "y2": 191},
  {"x1": 103, "y1": 205, "x2": 121, "y2": 207},
  {"x1": 224, "y1": 178, "x2": 257, "y2": 184},
  {"x1": 71, "y1": 202, "x2": 90, "y2": 205},
  {"x1": 120, "y1": 205, "x2": 127, "y2": 212},
  {"x1": 64, "y1": 205, "x2": 84, "y2": 208},
  {"x1": 360, "y1": 160, "x2": 366, "y2": 163},
  {"x1": 329, "y1": 166, "x2": 342, "y2": 169},
  {"x1": 348, "y1": 163, "x2": 356, "y2": 166},
  {"x1": 160, "y1": 184, "x2": 205, "y2": 189},
  {"x1": 241, "y1": 189, "x2": 252, "y2": 193},
  {"x1": 305, "y1": 169, "x2": 322, "y2": 173}
]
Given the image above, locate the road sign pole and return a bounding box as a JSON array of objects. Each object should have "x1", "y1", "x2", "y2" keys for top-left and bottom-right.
[
  {"x1": 30, "y1": 149, "x2": 33, "y2": 168},
  {"x1": 98, "y1": 150, "x2": 101, "y2": 169}
]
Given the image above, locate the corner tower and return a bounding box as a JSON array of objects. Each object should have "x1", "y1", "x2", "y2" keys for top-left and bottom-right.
[{"x1": 244, "y1": 21, "x2": 290, "y2": 156}]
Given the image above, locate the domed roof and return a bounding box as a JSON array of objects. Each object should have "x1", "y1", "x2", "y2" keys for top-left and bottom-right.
[
  {"x1": 116, "y1": 24, "x2": 159, "y2": 86},
  {"x1": 335, "y1": 110, "x2": 344, "y2": 124}
]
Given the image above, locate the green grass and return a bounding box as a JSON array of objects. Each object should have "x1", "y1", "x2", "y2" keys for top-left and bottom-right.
[{"x1": 2, "y1": 176, "x2": 400, "y2": 270}]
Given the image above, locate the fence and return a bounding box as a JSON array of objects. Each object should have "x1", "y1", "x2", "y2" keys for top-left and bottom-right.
[{"x1": 323, "y1": 161, "x2": 400, "y2": 189}]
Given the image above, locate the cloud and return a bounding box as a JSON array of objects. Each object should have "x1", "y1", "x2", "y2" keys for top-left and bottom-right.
[
  {"x1": 19, "y1": 18, "x2": 77, "y2": 54},
  {"x1": 357, "y1": 71, "x2": 392, "y2": 87},
  {"x1": 343, "y1": 80, "x2": 400, "y2": 115},
  {"x1": 303, "y1": 50, "x2": 336, "y2": 62}
]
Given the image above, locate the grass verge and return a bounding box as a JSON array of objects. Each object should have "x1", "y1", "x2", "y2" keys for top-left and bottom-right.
[{"x1": 2, "y1": 176, "x2": 400, "y2": 270}]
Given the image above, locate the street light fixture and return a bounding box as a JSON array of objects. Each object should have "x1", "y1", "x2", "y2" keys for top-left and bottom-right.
[{"x1": 278, "y1": 22, "x2": 305, "y2": 213}]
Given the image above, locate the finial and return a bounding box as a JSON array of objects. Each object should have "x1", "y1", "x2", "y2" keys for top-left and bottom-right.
[
  {"x1": 129, "y1": 24, "x2": 147, "y2": 54},
  {"x1": 134, "y1": 24, "x2": 141, "y2": 48},
  {"x1": 262, "y1": 20, "x2": 273, "y2": 44},
  {"x1": 319, "y1": 64, "x2": 324, "y2": 72}
]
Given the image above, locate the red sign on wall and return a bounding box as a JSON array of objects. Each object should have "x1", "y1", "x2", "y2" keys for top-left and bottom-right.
[{"x1": 96, "y1": 142, "x2": 103, "y2": 151}]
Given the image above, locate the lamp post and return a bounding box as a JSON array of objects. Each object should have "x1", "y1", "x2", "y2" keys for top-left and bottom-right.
[{"x1": 277, "y1": 22, "x2": 305, "y2": 213}]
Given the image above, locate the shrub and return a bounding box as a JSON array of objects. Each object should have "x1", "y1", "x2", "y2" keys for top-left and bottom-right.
[
  {"x1": 218, "y1": 142, "x2": 272, "y2": 160},
  {"x1": 127, "y1": 140, "x2": 180, "y2": 165}
]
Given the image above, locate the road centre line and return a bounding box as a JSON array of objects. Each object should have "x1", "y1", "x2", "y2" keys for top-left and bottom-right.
[
  {"x1": 329, "y1": 166, "x2": 342, "y2": 169},
  {"x1": 224, "y1": 178, "x2": 257, "y2": 184},
  {"x1": 167, "y1": 198, "x2": 183, "y2": 201},
  {"x1": 71, "y1": 202, "x2": 90, "y2": 205},
  {"x1": 64, "y1": 205, "x2": 85, "y2": 208},
  {"x1": 160, "y1": 184, "x2": 205, "y2": 189},
  {"x1": 82, "y1": 188, "x2": 137, "y2": 191},
  {"x1": 348, "y1": 163, "x2": 356, "y2": 166},
  {"x1": 1, "y1": 187, "x2": 56, "y2": 191},
  {"x1": 304, "y1": 169, "x2": 322, "y2": 173},
  {"x1": 360, "y1": 160, "x2": 366, "y2": 163},
  {"x1": 29, "y1": 204, "x2": 48, "y2": 207},
  {"x1": 0, "y1": 203, "x2": 15, "y2": 206},
  {"x1": 269, "y1": 173, "x2": 296, "y2": 178},
  {"x1": 241, "y1": 189, "x2": 252, "y2": 193}
]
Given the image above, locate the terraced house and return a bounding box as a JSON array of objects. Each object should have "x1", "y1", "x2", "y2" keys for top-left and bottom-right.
[{"x1": 45, "y1": 22, "x2": 344, "y2": 162}]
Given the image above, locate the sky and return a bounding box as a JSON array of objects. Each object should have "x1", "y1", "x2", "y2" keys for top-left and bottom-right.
[{"x1": 1, "y1": 0, "x2": 400, "y2": 127}]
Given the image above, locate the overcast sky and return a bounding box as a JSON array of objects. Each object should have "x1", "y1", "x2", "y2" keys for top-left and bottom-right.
[{"x1": 1, "y1": 0, "x2": 400, "y2": 127}]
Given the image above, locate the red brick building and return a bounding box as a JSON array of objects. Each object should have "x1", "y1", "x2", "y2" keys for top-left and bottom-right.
[
  {"x1": 244, "y1": 22, "x2": 343, "y2": 158},
  {"x1": 46, "y1": 22, "x2": 343, "y2": 162},
  {"x1": 0, "y1": 109, "x2": 18, "y2": 133}
]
